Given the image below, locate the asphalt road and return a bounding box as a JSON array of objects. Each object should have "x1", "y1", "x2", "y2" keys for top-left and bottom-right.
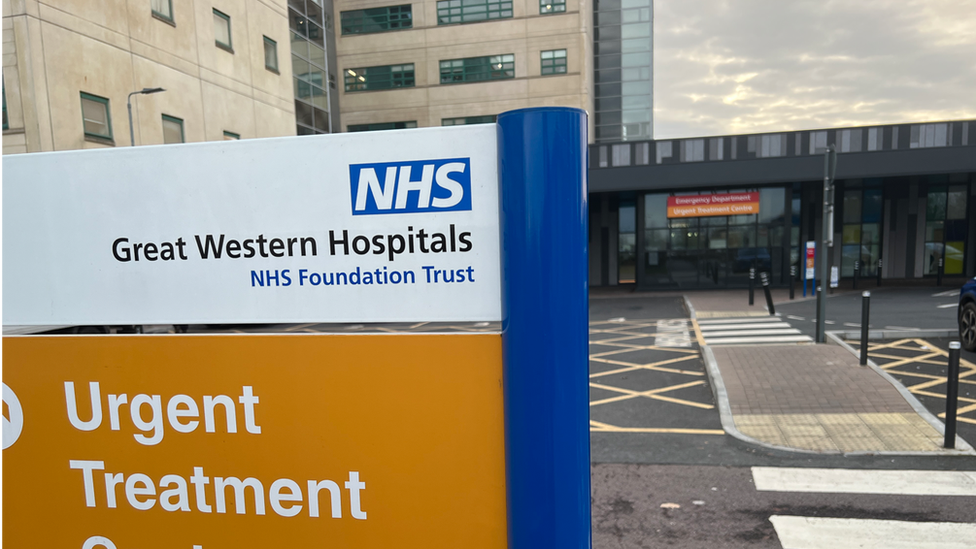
[{"x1": 775, "y1": 286, "x2": 962, "y2": 338}]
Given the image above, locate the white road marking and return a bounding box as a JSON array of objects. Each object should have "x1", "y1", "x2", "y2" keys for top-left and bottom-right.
[
  {"x1": 654, "y1": 319, "x2": 691, "y2": 348},
  {"x1": 752, "y1": 467, "x2": 976, "y2": 496},
  {"x1": 843, "y1": 323, "x2": 861, "y2": 327},
  {"x1": 770, "y1": 516, "x2": 976, "y2": 549},
  {"x1": 786, "y1": 315, "x2": 806, "y2": 321},
  {"x1": 937, "y1": 303, "x2": 958, "y2": 309},
  {"x1": 885, "y1": 326, "x2": 920, "y2": 330},
  {"x1": 933, "y1": 289, "x2": 961, "y2": 297},
  {"x1": 697, "y1": 317, "x2": 783, "y2": 325},
  {"x1": 699, "y1": 323, "x2": 793, "y2": 331},
  {"x1": 825, "y1": 320, "x2": 836, "y2": 325},
  {"x1": 707, "y1": 335, "x2": 813, "y2": 345},
  {"x1": 701, "y1": 328, "x2": 802, "y2": 337}
]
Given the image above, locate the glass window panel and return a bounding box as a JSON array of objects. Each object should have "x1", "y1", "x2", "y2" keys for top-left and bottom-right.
[
  {"x1": 308, "y1": 43, "x2": 326, "y2": 68},
  {"x1": 946, "y1": 241, "x2": 965, "y2": 274},
  {"x1": 619, "y1": 202, "x2": 636, "y2": 233},
  {"x1": 341, "y1": 5, "x2": 413, "y2": 34},
  {"x1": 437, "y1": 0, "x2": 513, "y2": 24},
  {"x1": 80, "y1": 93, "x2": 112, "y2": 139},
  {"x1": 539, "y1": 0, "x2": 566, "y2": 14},
  {"x1": 923, "y1": 242, "x2": 944, "y2": 275},
  {"x1": 161, "y1": 115, "x2": 184, "y2": 144},
  {"x1": 618, "y1": 233, "x2": 636, "y2": 283},
  {"x1": 644, "y1": 194, "x2": 668, "y2": 228},
  {"x1": 925, "y1": 221, "x2": 944, "y2": 242},
  {"x1": 151, "y1": 0, "x2": 173, "y2": 20},
  {"x1": 926, "y1": 187, "x2": 947, "y2": 220},
  {"x1": 541, "y1": 49, "x2": 567, "y2": 75},
  {"x1": 843, "y1": 190, "x2": 862, "y2": 224},
  {"x1": 706, "y1": 227, "x2": 728, "y2": 249},
  {"x1": 294, "y1": 100, "x2": 314, "y2": 126},
  {"x1": 291, "y1": 32, "x2": 309, "y2": 59},
  {"x1": 841, "y1": 245, "x2": 860, "y2": 277},
  {"x1": 758, "y1": 187, "x2": 785, "y2": 223},
  {"x1": 842, "y1": 225, "x2": 861, "y2": 244},
  {"x1": 946, "y1": 219, "x2": 967, "y2": 241},
  {"x1": 0, "y1": 67, "x2": 9, "y2": 130},
  {"x1": 213, "y1": 10, "x2": 232, "y2": 49},
  {"x1": 861, "y1": 223, "x2": 880, "y2": 245},
  {"x1": 223, "y1": 131, "x2": 240, "y2": 140},
  {"x1": 862, "y1": 188, "x2": 882, "y2": 223},
  {"x1": 644, "y1": 229, "x2": 668, "y2": 251},
  {"x1": 947, "y1": 186, "x2": 967, "y2": 219},
  {"x1": 727, "y1": 226, "x2": 756, "y2": 248},
  {"x1": 264, "y1": 37, "x2": 278, "y2": 71}
]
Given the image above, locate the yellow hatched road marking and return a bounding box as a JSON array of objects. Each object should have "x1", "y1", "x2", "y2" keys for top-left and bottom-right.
[
  {"x1": 589, "y1": 356, "x2": 703, "y2": 377},
  {"x1": 866, "y1": 338, "x2": 916, "y2": 351},
  {"x1": 589, "y1": 380, "x2": 709, "y2": 407},
  {"x1": 876, "y1": 352, "x2": 943, "y2": 370},
  {"x1": 589, "y1": 420, "x2": 724, "y2": 435},
  {"x1": 690, "y1": 318, "x2": 707, "y2": 347},
  {"x1": 911, "y1": 389, "x2": 976, "y2": 404}
]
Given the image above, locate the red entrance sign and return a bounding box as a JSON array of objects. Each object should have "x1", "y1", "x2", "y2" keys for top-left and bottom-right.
[{"x1": 667, "y1": 192, "x2": 760, "y2": 218}]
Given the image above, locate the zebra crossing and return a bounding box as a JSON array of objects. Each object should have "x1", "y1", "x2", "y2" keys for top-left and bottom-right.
[
  {"x1": 696, "y1": 315, "x2": 813, "y2": 345},
  {"x1": 754, "y1": 467, "x2": 976, "y2": 548}
]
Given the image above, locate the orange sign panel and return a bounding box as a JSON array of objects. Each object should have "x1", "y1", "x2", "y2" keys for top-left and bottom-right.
[
  {"x1": 667, "y1": 192, "x2": 760, "y2": 218},
  {"x1": 2, "y1": 334, "x2": 506, "y2": 549}
]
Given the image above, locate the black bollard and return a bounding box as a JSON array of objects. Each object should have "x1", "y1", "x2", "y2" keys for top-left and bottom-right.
[
  {"x1": 937, "y1": 257, "x2": 944, "y2": 286},
  {"x1": 789, "y1": 265, "x2": 796, "y2": 300},
  {"x1": 945, "y1": 341, "x2": 961, "y2": 449},
  {"x1": 860, "y1": 291, "x2": 870, "y2": 366},
  {"x1": 877, "y1": 258, "x2": 882, "y2": 287},
  {"x1": 853, "y1": 260, "x2": 859, "y2": 290},
  {"x1": 761, "y1": 272, "x2": 775, "y2": 315},
  {"x1": 749, "y1": 267, "x2": 755, "y2": 306}
]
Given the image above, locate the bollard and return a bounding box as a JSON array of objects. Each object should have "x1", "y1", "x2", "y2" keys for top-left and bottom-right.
[
  {"x1": 944, "y1": 341, "x2": 961, "y2": 449},
  {"x1": 789, "y1": 265, "x2": 796, "y2": 300},
  {"x1": 853, "y1": 260, "x2": 859, "y2": 290},
  {"x1": 937, "y1": 257, "x2": 944, "y2": 286},
  {"x1": 877, "y1": 258, "x2": 882, "y2": 287},
  {"x1": 748, "y1": 267, "x2": 755, "y2": 306},
  {"x1": 859, "y1": 291, "x2": 870, "y2": 366},
  {"x1": 761, "y1": 272, "x2": 775, "y2": 315}
]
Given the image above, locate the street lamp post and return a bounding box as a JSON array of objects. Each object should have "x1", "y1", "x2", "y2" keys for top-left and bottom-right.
[
  {"x1": 815, "y1": 144, "x2": 838, "y2": 343},
  {"x1": 127, "y1": 87, "x2": 166, "y2": 146}
]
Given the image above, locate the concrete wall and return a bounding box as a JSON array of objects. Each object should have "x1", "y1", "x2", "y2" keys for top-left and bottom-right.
[
  {"x1": 334, "y1": 0, "x2": 594, "y2": 140},
  {"x1": 2, "y1": 0, "x2": 295, "y2": 154}
]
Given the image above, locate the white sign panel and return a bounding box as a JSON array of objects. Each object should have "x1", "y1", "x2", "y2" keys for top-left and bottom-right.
[{"x1": 3, "y1": 126, "x2": 501, "y2": 325}]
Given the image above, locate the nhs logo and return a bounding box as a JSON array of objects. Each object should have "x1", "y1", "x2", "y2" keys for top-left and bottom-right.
[{"x1": 350, "y1": 158, "x2": 472, "y2": 215}]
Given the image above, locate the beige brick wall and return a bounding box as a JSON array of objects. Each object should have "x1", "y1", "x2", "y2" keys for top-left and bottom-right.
[
  {"x1": 334, "y1": 0, "x2": 594, "y2": 140},
  {"x1": 2, "y1": 0, "x2": 295, "y2": 153}
]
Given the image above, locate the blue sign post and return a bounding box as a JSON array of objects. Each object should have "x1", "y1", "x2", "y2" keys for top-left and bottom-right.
[{"x1": 498, "y1": 107, "x2": 591, "y2": 549}]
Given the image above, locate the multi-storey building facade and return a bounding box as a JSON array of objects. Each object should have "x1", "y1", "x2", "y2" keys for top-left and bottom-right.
[
  {"x1": 3, "y1": 0, "x2": 297, "y2": 154},
  {"x1": 333, "y1": 0, "x2": 595, "y2": 138},
  {"x1": 589, "y1": 120, "x2": 976, "y2": 288}
]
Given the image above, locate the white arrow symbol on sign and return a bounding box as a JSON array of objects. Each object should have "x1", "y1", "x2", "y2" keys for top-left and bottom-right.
[{"x1": 3, "y1": 382, "x2": 24, "y2": 450}]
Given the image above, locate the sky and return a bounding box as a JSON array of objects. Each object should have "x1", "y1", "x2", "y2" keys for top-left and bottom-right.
[{"x1": 653, "y1": 0, "x2": 976, "y2": 138}]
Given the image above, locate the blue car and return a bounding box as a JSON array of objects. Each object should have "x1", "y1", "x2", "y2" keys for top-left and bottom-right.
[{"x1": 959, "y1": 277, "x2": 976, "y2": 351}]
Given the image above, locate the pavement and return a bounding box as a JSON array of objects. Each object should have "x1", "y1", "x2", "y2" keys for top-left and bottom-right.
[{"x1": 678, "y1": 287, "x2": 976, "y2": 456}]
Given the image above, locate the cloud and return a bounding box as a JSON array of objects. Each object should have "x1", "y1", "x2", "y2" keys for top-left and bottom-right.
[{"x1": 653, "y1": 0, "x2": 976, "y2": 138}]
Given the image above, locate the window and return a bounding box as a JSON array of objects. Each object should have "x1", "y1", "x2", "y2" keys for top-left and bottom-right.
[
  {"x1": 809, "y1": 130, "x2": 828, "y2": 154},
  {"x1": 80, "y1": 92, "x2": 112, "y2": 140},
  {"x1": 263, "y1": 37, "x2": 278, "y2": 72},
  {"x1": 151, "y1": 0, "x2": 174, "y2": 22},
  {"x1": 223, "y1": 131, "x2": 240, "y2": 140},
  {"x1": 924, "y1": 184, "x2": 968, "y2": 275},
  {"x1": 341, "y1": 5, "x2": 412, "y2": 34},
  {"x1": 162, "y1": 115, "x2": 184, "y2": 144},
  {"x1": 540, "y1": 0, "x2": 565, "y2": 14},
  {"x1": 442, "y1": 115, "x2": 496, "y2": 125},
  {"x1": 348, "y1": 121, "x2": 417, "y2": 132},
  {"x1": 344, "y1": 64, "x2": 414, "y2": 92},
  {"x1": 0, "y1": 68, "x2": 10, "y2": 130},
  {"x1": 540, "y1": 49, "x2": 567, "y2": 75},
  {"x1": 680, "y1": 139, "x2": 704, "y2": 162},
  {"x1": 213, "y1": 9, "x2": 232, "y2": 51},
  {"x1": 440, "y1": 54, "x2": 514, "y2": 84},
  {"x1": 911, "y1": 123, "x2": 948, "y2": 148},
  {"x1": 437, "y1": 0, "x2": 512, "y2": 25}
]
